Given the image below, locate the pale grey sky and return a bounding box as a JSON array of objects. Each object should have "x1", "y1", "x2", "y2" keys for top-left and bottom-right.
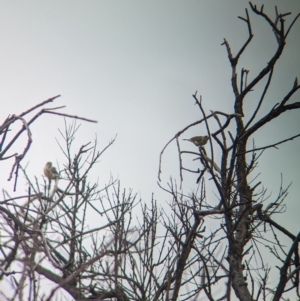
[{"x1": 0, "y1": 1, "x2": 299, "y2": 298}]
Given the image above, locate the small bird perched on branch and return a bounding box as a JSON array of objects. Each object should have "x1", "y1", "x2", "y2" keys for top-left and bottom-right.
[
  {"x1": 183, "y1": 135, "x2": 209, "y2": 147},
  {"x1": 44, "y1": 162, "x2": 59, "y2": 180}
]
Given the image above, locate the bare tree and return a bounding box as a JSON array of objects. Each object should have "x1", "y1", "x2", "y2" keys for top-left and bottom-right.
[
  {"x1": 0, "y1": 3, "x2": 299, "y2": 301},
  {"x1": 158, "y1": 3, "x2": 300, "y2": 301},
  {"x1": 0, "y1": 95, "x2": 97, "y2": 191}
]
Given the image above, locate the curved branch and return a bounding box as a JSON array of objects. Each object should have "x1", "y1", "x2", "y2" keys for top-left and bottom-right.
[{"x1": 243, "y1": 101, "x2": 300, "y2": 140}]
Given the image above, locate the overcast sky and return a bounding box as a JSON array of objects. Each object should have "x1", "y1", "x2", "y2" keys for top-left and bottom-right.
[{"x1": 0, "y1": 0, "x2": 299, "y2": 298}]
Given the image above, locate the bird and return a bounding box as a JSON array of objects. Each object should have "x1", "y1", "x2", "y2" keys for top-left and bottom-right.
[
  {"x1": 44, "y1": 162, "x2": 59, "y2": 180},
  {"x1": 183, "y1": 135, "x2": 209, "y2": 147}
]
